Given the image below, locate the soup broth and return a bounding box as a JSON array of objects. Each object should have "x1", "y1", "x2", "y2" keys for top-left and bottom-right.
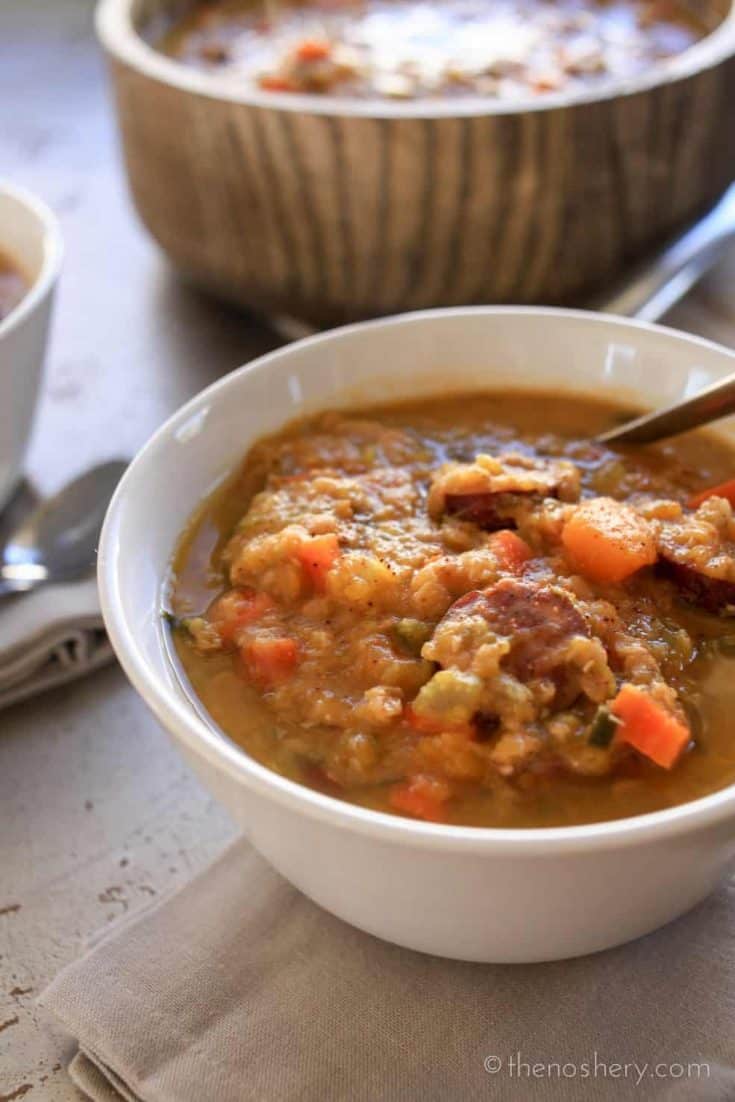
[
  {"x1": 0, "y1": 249, "x2": 28, "y2": 323},
  {"x1": 158, "y1": 0, "x2": 710, "y2": 101},
  {"x1": 170, "y1": 391, "x2": 735, "y2": 828}
]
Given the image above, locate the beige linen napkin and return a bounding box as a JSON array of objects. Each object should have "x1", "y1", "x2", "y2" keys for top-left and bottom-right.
[
  {"x1": 40, "y1": 837, "x2": 735, "y2": 1102},
  {"x1": 0, "y1": 576, "x2": 112, "y2": 709}
]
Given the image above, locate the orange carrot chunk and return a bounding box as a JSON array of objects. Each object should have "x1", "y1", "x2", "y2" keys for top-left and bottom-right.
[
  {"x1": 258, "y1": 75, "x2": 296, "y2": 91},
  {"x1": 561, "y1": 497, "x2": 656, "y2": 584},
  {"x1": 389, "y1": 775, "x2": 451, "y2": 822},
  {"x1": 610, "y1": 683, "x2": 690, "y2": 769},
  {"x1": 404, "y1": 704, "x2": 438, "y2": 734},
  {"x1": 488, "y1": 529, "x2": 532, "y2": 573},
  {"x1": 688, "y1": 478, "x2": 735, "y2": 510},
  {"x1": 294, "y1": 38, "x2": 331, "y2": 62},
  {"x1": 243, "y1": 636, "x2": 299, "y2": 685},
  {"x1": 296, "y1": 533, "x2": 340, "y2": 592},
  {"x1": 208, "y1": 588, "x2": 274, "y2": 643},
  {"x1": 403, "y1": 705, "x2": 475, "y2": 738}
]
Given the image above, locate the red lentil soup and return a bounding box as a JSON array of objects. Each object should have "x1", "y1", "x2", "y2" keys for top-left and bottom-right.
[
  {"x1": 0, "y1": 249, "x2": 29, "y2": 323},
  {"x1": 158, "y1": 0, "x2": 710, "y2": 101},
  {"x1": 169, "y1": 391, "x2": 735, "y2": 828}
]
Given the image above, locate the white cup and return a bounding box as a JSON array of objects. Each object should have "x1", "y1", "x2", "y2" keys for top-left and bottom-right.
[{"x1": 0, "y1": 182, "x2": 63, "y2": 511}]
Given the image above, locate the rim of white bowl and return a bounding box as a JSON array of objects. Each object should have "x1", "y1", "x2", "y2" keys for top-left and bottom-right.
[
  {"x1": 0, "y1": 180, "x2": 63, "y2": 341},
  {"x1": 96, "y1": 0, "x2": 735, "y2": 121},
  {"x1": 99, "y1": 306, "x2": 735, "y2": 855}
]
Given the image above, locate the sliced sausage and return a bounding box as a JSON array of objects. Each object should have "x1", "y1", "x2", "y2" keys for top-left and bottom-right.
[
  {"x1": 430, "y1": 453, "x2": 580, "y2": 526},
  {"x1": 443, "y1": 491, "x2": 520, "y2": 531},
  {"x1": 656, "y1": 499, "x2": 735, "y2": 615},
  {"x1": 658, "y1": 559, "x2": 735, "y2": 615},
  {"x1": 440, "y1": 579, "x2": 589, "y2": 680}
]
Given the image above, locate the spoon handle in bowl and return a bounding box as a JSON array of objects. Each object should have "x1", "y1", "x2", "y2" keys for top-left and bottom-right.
[
  {"x1": 596, "y1": 183, "x2": 735, "y2": 324},
  {"x1": 596, "y1": 371, "x2": 735, "y2": 445}
]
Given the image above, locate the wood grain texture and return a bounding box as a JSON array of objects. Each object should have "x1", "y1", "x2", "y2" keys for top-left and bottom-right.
[{"x1": 104, "y1": 1, "x2": 735, "y2": 326}]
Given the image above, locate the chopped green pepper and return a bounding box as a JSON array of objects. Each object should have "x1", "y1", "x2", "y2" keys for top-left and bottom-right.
[
  {"x1": 161, "y1": 609, "x2": 185, "y2": 632},
  {"x1": 392, "y1": 618, "x2": 433, "y2": 657},
  {"x1": 588, "y1": 706, "x2": 621, "y2": 748}
]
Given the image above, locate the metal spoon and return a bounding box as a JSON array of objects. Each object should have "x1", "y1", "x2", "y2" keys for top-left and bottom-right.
[
  {"x1": 0, "y1": 460, "x2": 128, "y2": 598},
  {"x1": 595, "y1": 372, "x2": 735, "y2": 446},
  {"x1": 594, "y1": 183, "x2": 735, "y2": 446},
  {"x1": 595, "y1": 183, "x2": 735, "y2": 324}
]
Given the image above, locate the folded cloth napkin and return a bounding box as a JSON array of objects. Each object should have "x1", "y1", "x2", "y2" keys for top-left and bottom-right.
[
  {"x1": 0, "y1": 576, "x2": 113, "y2": 709},
  {"x1": 40, "y1": 837, "x2": 735, "y2": 1102}
]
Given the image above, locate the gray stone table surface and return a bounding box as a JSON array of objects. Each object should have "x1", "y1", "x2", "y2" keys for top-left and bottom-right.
[{"x1": 2, "y1": 1, "x2": 735, "y2": 1098}]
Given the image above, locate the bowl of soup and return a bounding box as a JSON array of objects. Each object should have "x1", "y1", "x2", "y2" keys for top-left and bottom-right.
[
  {"x1": 0, "y1": 183, "x2": 62, "y2": 510},
  {"x1": 96, "y1": 0, "x2": 735, "y2": 326},
  {"x1": 99, "y1": 307, "x2": 735, "y2": 961}
]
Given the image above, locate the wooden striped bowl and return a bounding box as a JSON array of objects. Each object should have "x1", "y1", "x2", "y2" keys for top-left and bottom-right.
[{"x1": 98, "y1": 0, "x2": 735, "y2": 327}]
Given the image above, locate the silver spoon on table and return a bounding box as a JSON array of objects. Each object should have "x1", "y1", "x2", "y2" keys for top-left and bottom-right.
[{"x1": 0, "y1": 460, "x2": 128, "y2": 598}]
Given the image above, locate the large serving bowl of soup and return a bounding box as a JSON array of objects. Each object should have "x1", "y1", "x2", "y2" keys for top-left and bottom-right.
[
  {"x1": 99, "y1": 307, "x2": 735, "y2": 961},
  {"x1": 97, "y1": 0, "x2": 735, "y2": 327}
]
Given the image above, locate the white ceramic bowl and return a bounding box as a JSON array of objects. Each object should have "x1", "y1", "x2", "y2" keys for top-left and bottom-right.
[
  {"x1": 99, "y1": 307, "x2": 735, "y2": 962},
  {"x1": 0, "y1": 182, "x2": 62, "y2": 510}
]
